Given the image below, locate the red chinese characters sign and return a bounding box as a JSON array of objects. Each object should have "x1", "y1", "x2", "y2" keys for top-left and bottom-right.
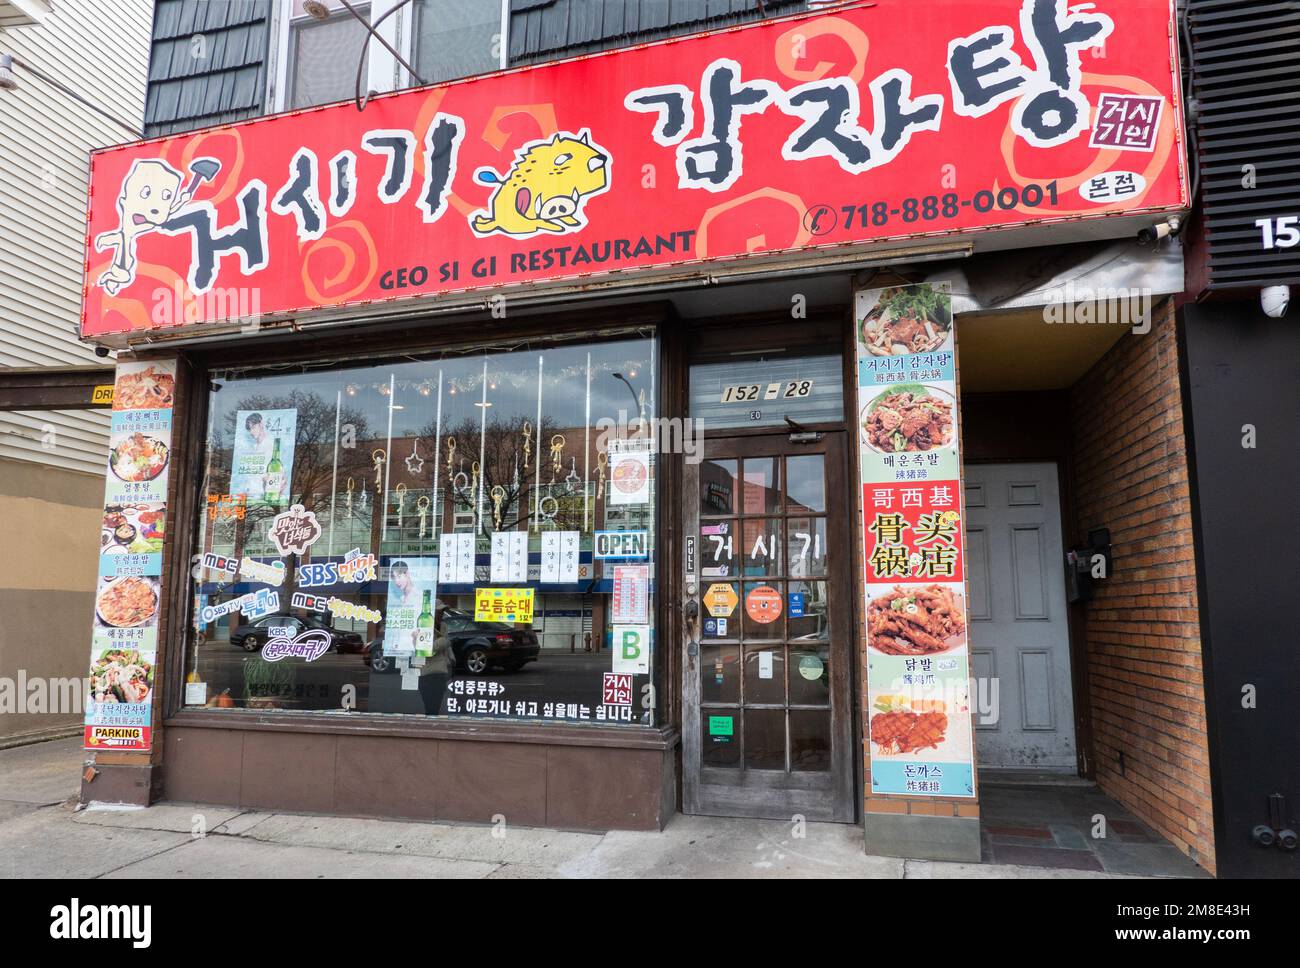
[
  {"x1": 80, "y1": 0, "x2": 1184, "y2": 342},
  {"x1": 863, "y1": 481, "x2": 966, "y2": 584}
]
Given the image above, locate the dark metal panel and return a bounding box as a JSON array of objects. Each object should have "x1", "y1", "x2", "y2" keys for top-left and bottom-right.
[
  {"x1": 0, "y1": 366, "x2": 116, "y2": 410},
  {"x1": 641, "y1": 0, "x2": 671, "y2": 32},
  {"x1": 1187, "y1": 0, "x2": 1300, "y2": 289},
  {"x1": 621, "y1": 0, "x2": 640, "y2": 34},
  {"x1": 145, "y1": 79, "x2": 182, "y2": 125},
  {"x1": 174, "y1": 0, "x2": 200, "y2": 37},
  {"x1": 151, "y1": 0, "x2": 181, "y2": 39},
  {"x1": 569, "y1": 0, "x2": 605, "y2": 46},
  {"x1": 602, "y1": 0, "x2": 626, "y2": 37},
  {"x1": 539, "y1": 0, "x2": 571, "y2": 51},
  {"x1": 1180, "y1": 302, "x2": 1300, "y2": 878}
]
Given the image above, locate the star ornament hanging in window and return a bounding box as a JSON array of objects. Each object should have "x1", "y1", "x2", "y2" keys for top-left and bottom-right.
[{"x1": 405, "y1": 439, "x2": 425, "y2": 475}]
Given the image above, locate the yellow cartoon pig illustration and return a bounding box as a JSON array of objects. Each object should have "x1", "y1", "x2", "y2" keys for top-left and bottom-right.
[{"x1": 470, "y1": 130, "x2": 609, "y2": 238}]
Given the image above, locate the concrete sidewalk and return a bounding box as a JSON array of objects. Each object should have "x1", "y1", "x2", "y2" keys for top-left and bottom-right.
[{"x1": 1, "y1": 737, "x2": 1144, "y2": 879}]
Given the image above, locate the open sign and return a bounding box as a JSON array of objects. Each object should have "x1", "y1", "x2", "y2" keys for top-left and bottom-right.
[{"x1": 594, "y1": 530, "x2": 649, "y2": 561}]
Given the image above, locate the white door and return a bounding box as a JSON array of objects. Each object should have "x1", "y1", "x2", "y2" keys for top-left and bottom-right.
[{"x1": 964, "y1": 463, "x2": 1076, "y2": 771}]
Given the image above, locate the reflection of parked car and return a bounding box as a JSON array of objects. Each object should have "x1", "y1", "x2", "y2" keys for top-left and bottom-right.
[
  {"x1": 230, "y1": 613, "x2": 364, "y2": 654},
  {"x1": 440, "y1": 610, "x2": 539, "y2": 675},
  {"x1": 363, "y1": 636, "x2": 392, "y2": 673},
  {"x1": 363, "y1": 634, "x2": 405, "y2": 674}
]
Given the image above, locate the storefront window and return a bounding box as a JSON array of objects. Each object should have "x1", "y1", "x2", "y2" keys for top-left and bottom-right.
[{"x1": 185, "y1": 333, "x2": 658, "y2": 726}]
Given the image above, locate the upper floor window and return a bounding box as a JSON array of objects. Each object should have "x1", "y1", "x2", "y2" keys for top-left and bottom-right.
[
  {"x1": 411, "y1": 0, "x2": 505, "y2": 83},
  {"x1": 286, "y1": 1, "x2": 372, "y2": 109},
  {"x1": 273, "y1": 0, "x2": 505, "y2": 113}
]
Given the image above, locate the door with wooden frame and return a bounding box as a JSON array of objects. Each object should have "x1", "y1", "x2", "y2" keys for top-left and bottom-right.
[{"x1": 681, "y1": 431, "x2": 855, "y2": 821}]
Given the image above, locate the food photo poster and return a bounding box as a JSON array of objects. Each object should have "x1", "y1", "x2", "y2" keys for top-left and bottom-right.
[
  {"x1": 855, "y1": 283, "x2": 975, "y2": 798},
  {"x1": 86, "y1": 361, "x2": 177, "y2": 751}
]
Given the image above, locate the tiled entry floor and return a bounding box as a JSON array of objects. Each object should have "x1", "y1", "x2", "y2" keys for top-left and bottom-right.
[{"x1": 980, "y1": 781, "x2": 1209, "y2": 877}]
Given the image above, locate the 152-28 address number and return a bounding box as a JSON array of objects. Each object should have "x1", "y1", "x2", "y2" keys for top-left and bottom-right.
[{"x1": 720, "y1": 380, "x2": 813, "y2": 404}]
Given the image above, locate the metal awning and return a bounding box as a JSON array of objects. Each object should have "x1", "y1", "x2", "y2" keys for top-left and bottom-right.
[{"x1": 0, "y1": 365, "x2": 115, "y2": 410}]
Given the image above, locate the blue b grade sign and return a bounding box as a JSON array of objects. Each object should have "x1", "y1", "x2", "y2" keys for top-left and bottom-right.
[{"x1": 594, "y1": 530, "x2": 649, "y2": 560}]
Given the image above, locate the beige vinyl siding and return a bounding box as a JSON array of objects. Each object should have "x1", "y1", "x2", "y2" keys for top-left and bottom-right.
[{"x1": 0, "y1": 0, "x2": 151, "y2": 475}]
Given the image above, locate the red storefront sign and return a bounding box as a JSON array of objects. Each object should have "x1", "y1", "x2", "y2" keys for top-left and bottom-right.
[{"x1": 80, "y1": 0, "x2": 1184, "y2": 342}]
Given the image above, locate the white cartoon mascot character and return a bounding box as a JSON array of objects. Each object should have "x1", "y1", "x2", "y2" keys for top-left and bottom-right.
[{"x1": 94, "y1": 156, "x2": 220, "y2": 295}]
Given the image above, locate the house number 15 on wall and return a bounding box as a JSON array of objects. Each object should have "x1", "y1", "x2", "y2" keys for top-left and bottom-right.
[{"x1": 1256, "y1": 216, "x2": 1300, "y2": 250}]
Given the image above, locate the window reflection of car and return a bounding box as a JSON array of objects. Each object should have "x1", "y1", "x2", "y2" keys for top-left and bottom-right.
[
  {"x1": 440, "y1": 610, "x2": 540, "y2": 675},
  {"x1": 363, "y1": 609, "x2": 539, "y2": 675},
  {"x1": 229, "y1": 613, "x2": 364, "y2": 654}
]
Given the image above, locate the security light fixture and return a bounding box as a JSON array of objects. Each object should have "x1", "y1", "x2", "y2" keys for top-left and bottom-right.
[
  {"x1": 1137, "y1": 215, "x2": 1182, "y2": 245},
  {"x1": 0, "y1": 53, "x2": 17, "y2": 90},
  {"x1": 1260, "y1": 285, "x2": 1290, "y2": 319}
]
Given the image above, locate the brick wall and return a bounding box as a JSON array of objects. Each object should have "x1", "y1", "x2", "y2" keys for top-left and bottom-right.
[{"x1": 1068, "y1": 298, "x2": 1215, "y2": 874}]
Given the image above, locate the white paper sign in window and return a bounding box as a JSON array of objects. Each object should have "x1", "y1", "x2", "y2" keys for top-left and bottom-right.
[
  {"x1": 490, "y1": 531, "x2": 529, "y2": 583},
  {"x1": 540, "y1": 530, "x2": 580, "y2": 583},
  {"x1": 439, "y1": 532, "x2": 476, "y2": 584}
]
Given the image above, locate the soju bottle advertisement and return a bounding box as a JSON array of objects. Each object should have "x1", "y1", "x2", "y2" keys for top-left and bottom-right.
[
  {"x1": 382, "y1": 557, "x2": 440, "y2": 656},
  {"x1": 230, "y1": 409, "x2": 297, "y2": 506}
]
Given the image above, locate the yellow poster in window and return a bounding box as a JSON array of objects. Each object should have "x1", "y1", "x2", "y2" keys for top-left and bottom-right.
[{"x1": 474, "y1": 587, "x2": 535, "y2": 624}]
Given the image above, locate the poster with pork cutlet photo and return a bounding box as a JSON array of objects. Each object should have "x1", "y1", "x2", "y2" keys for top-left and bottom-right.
[
  {"x1": 865, "y1": 633, "x2": 974, "y2": 799},
  {"x1": 865, "y1": 680, "x2": 975, "y2": 797}
]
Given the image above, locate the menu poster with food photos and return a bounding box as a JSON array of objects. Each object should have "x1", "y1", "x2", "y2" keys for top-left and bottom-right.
[
  {"x1": 104, "y1": 406, "x2": 172, "y2": 505},
  {"x1": 855, "y1": 284, "x2": 974, "y2": 798},
  {"x1": 86, "y1": 360, "x2": 176, "y2": 751}
]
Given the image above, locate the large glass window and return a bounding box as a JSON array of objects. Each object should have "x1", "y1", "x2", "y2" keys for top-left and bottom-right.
[{"x1": 185, "y1": 333, "x2": 658, "y2": 727}]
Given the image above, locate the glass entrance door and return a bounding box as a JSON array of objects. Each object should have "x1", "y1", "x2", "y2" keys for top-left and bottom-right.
[{"x1": 681, "y1": 432, "x2": 855, "y2": 821}]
